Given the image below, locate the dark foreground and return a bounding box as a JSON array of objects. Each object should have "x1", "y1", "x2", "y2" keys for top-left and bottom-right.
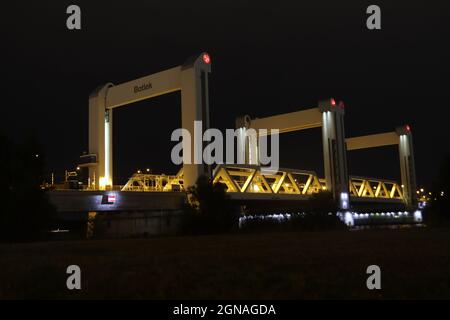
[{"x1": 1, "y1": 227, "x2": 450, "y2": 299}]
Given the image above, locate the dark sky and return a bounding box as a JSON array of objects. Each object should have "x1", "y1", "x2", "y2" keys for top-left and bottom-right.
[{"x1": 1, "y1": 1, "x2": 449, "y2": 187}]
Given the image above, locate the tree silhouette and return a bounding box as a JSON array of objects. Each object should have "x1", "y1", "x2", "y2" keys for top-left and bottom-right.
[
  {"x1": 0, "y1": 131, "x2": 55, "y2": 242},
  {"x1": 428, "y1": 154, "x2": 450, "y2": 224},
  {"x1": 182, "y1": 175, "x2": 238, "y2": 234}
]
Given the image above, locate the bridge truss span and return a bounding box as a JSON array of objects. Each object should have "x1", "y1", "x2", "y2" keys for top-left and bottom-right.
[
  {"x1": 212, "y1": 165, "x2": 405, "y2": 203},
  {"x1": 212, "y1": 164, "x2": 324, "y2": 195},
  {"x1": 349, "y1": 176, "x2": 404, "y2": 202}
]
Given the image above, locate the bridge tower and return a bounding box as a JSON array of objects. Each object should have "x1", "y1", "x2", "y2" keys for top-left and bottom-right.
[
  {"x1": 82, "y1": 53, "x2": 212, "y2": 190},
  {"x1": 318, "y1": 99, "x2": 349, "y2": 208},
  {"x1": 235, "y1": 98, "x2": 350, "y2": 208},
  {"x1": 396, "y1": 125, "x2": 417, "y2": 208}
]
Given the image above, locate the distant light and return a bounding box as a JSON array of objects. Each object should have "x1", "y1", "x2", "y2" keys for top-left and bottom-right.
[
  {"x1": 330, "y1": 98, "x2": 336, "y2": 106},
  {"x1": 108, "y1": 195, "x2": 116, "y2": 204},
  {"x1": 99, "y1": 177, "x2": 107, "y2": 190},
  {"x1": 202, "y1": 53, "x2": 211, "y2": 64},
  {"x1": 50, "y1": 229, "x2": 69, "y2": 233},
  {"x1": 146, "y1": 168, "x2": 150, "y2": 172},
  {"x1": 35, "y1": 154, "x2": 39, "y2": 158},
  {"x1": 340, "y1": 192, "x2": 349, "y2": 209},
  {"x1": 76, "y1": 166, "x2": 81, "y2": 171},
  {"x1": 338, "y1": 101, "x2": 345, "y2": 109},
  {"x1": 414, "y1": 210, "x2": 423, "y2": 222},
  {"x1": 344, "y1": 211, "x2": 354, "y2": 226},
  {"x1": 406, "y1": 125, "x2": 411, "y2": 132},
  {"x1": 137, "y1": 170, "x2": 141, "y2": 174},
  {"x1": 420, "y1": 188, "x2": 424, "y2": 193}
]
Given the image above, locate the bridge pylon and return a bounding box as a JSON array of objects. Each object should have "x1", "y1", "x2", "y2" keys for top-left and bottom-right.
[
  {"x1": 235, "y1": 98, "x2": 350, "y2": 209},
  {"x1": 318, "y1": 99, "x2": 349, "y2": 208}
]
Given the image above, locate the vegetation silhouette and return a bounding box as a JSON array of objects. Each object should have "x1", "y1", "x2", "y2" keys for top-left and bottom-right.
[
  {"x1": 181, "y1": 175, "x2": 239, "y2": 235},
  {"x1": 0, "y1": 130, "x2": 55, "y2": 242},
  {"x1": 426, "y1": 154, "x2": 450, "y2": 226},
  {"x1": 241, "y1": 191, "x2": 345, "y2": 232}
]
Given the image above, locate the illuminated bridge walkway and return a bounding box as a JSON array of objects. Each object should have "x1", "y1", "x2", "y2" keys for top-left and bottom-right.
[{"x1": 121, "y1": 165, "x2": 405, "y2": 203}]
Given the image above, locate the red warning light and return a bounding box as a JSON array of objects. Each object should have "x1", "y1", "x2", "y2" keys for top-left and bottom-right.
[
  {"x1": 330, "y1": 98, "x2": 336, "y2": 106},
  {"x1": 202, "y1": 53, "x2": 211, "y2": 64},
  {"x1": 406, "y1": 125, "x2": 411, "y2": 132}
]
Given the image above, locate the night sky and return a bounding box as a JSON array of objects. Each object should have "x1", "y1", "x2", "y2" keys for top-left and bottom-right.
[{"x1": 2, "y1": 1, "x2": 449, "y2": 187}]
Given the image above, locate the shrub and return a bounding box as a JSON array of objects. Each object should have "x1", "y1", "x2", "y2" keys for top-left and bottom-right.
[
  {"x1": 0, "y1": 131, "x2": 56, "y2": 242},
  {"x1": 181, "y1": 175, "x2": 239, "y2": 235},
  {"x1": 425, "y1": 154, "x2": 450, "y2": 227}
]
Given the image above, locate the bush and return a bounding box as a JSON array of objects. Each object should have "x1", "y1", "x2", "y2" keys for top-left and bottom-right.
[
  {"x1": 239, "y1": 212, "x2": 346, "y2": 232},
  {"x1": 181, "y1": 175, "x2": 239, "y2": 235},
  {"x1": 0, "y1": 131, "x2": 56, "y2": 242},
  {"x1": 239, "y1": 192, "x2": 346, "y2": 232},
  {"x1": 425, "y1": 154, "x2": 450, "y2": 227}
]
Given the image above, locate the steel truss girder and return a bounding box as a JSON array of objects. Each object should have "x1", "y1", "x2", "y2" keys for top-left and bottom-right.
[
  {"x1": 348, "y1": 176, "x2": 404, "y2": 200},
  {"x1": 212, "y1": 165, "x2": 323, "y2": 195},
  {"x1": 212, "y1": 165, "x2": 405, "y2": 201},
  {"x1": 121, "y1": 164, "x2": 405, "y2": 202},
  {"x1": 121, "y1": 169, "x2": 184, "y2": 192}
]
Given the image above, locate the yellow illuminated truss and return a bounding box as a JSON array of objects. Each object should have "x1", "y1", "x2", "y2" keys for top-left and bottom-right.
[
  {"x1": 212, "y1": 165, "x2": 323, "y2": 195},
  {"x1": 213, "y1": 165, "x2": 404, "y2": 200},
  {"x1": 121, "y1": 169, "x2": 184, "y2": 192},
  {"x1": 121, "y1": 164, "x2": 404, "y2": 201},
  {"x1": 348, "y1": 176, "x2": 403, "y2": 200}
]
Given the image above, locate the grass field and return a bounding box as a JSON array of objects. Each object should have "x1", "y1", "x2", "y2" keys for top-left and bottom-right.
[{"x1": 1, "y1": 227, "x2": 450, "y2": 299}]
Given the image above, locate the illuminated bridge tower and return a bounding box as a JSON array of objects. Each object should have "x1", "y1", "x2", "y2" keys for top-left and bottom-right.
[
  {"x1": 318, "y1": 99, "x2": 349, "y2": 208},
  {"x1": 396, "y1": 125, "x2": 418, "y2": 208},
  {"x1": 82, "y1": 53, "x2": 212, "y2": 190},
  {"x1": 235, "y1": 98, "x2": 350, "y2": 209}
]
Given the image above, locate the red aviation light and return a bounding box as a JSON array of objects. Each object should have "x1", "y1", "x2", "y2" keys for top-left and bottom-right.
[
  {"x1": 406, "y1": 125, "x2": 411, "y2": 132},
  {"x1": 202, "y1": 53, "x2": 211, "y2": 64},
  {"x1": 330, "y1": 98, "x2": 336, "y2": 106}
]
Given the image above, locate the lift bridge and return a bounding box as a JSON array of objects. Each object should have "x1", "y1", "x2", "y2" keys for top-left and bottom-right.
[
  {"x1": 119, "y1": 97, "x2": 416, "y2": 212},
  {"x1": 70, "y1": 53, "x2": 419, "y2": 230},
  {"x1": 122, "y1": 165, "x2": 405, "y2": 204},
  {"x1": 44, "y1": 53, "x2": 422, "y2": 240}
]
